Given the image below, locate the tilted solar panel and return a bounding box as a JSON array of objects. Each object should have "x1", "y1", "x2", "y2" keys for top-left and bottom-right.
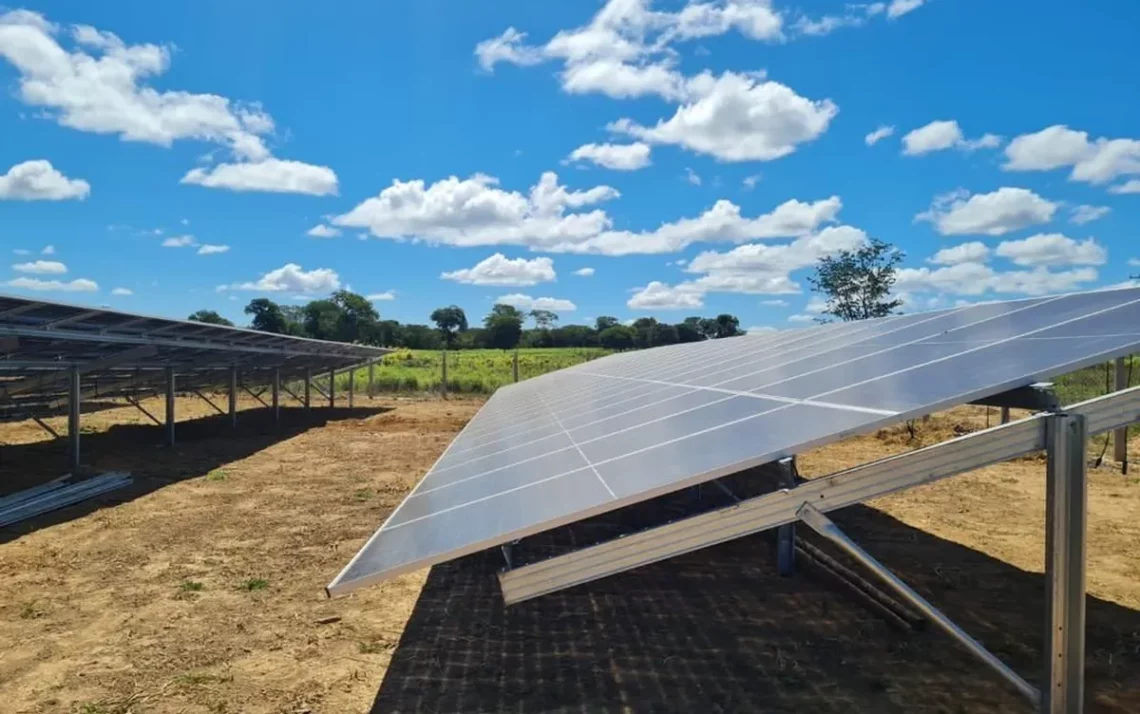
[{"x1": 328, "y1": 288, "x2": 1140, "y2": 596}]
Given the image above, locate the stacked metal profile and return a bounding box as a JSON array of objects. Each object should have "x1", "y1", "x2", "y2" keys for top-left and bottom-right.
[{"x1": 0, "y1": 472, "x2": 132, "y2": 527}]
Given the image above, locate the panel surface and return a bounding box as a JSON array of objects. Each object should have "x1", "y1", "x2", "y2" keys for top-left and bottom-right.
[{"x1": 328, "y1": 287, "x2": 1140, "y2": 595}]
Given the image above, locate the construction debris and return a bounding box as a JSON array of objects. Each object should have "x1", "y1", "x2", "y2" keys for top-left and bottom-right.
[{"x1": 0, "y1": 472, "x2": 132, "y2": 528}]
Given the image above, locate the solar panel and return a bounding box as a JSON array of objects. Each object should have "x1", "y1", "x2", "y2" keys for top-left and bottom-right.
[{"x1": 328, "y1": 287, "x2": 1140, "y2": 596}]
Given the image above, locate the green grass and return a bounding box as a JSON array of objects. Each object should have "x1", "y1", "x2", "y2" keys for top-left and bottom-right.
[
  {"x1": 179, "y1": 580, "x2": 205, "y2": 593},
  {"x1": 205, "y1": 469, "x2": 227, "y2": 482},
  {"x1": 240, "y1": 578, "x2": 269, "y2": 592},
  {"x1": 338, "y1": 347, "x2": 610, "y2": 395}
]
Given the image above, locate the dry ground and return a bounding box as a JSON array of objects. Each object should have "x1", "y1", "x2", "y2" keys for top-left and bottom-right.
[{"x1": 1, "y1": 396, "x2": 1138, "y2": 713}]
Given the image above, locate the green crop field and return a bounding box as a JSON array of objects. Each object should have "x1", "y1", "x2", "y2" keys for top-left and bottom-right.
[{"x1": 339, "y1": 348, "x2": 611, "y2": 394}]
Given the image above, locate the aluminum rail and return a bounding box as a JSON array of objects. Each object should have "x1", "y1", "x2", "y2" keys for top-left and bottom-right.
[{"x1": 498, "y1": 384, "x2": 1140, "y2": 605}]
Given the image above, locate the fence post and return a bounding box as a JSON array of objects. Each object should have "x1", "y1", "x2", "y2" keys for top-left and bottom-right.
[
  {"x1": 513, "y1": 349, "x2": 519, "y2": 383},
  {"x1": 441, "y1": 349, "x2": 448, "y2": 398}
]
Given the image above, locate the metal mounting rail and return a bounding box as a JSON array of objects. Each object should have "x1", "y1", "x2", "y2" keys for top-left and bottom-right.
[{"x1": 499, "y1": 385, "x2": 1140, "y2": 605}]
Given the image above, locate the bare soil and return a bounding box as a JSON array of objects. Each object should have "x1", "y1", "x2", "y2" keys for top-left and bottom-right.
[{"x1": 1, "y1": 397, "x2": 1137, "y2": 713}]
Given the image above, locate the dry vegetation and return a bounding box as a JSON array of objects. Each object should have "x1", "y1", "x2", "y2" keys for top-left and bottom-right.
[{"x1": 0, "y1": 395, "x2": 1138, "y2": 713}]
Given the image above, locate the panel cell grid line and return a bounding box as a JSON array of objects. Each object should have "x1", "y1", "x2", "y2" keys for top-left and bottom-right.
[{"x1": 327, "y1": 287, "x2": 1140, "y2": 597}]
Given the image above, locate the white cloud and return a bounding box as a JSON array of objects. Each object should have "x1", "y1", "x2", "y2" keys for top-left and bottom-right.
[
  {"x1": 180, "y1": 218, "x2": 190, "y2": 226},
  {"x1": 896, "y1": 263, "x2": 1097, "y2": 297},
  {"x1": 12, "y1": 260, "x2": 67, "y2": 274},
  {"x1": 197, "y1": 244, "x2": 230, "y2": 255},
  {"x1": 916, "y1": 187, "x2": 1057, "y2": 236},
  {"x1": 497, "y1": 293, "x2": 577, "y2": 311},
  {"x1": 1069, "y1": 204, "x2": 1110, "y2": 225},
  {"x1": 12, "y1": 249, "x2": 29, "y2": 255},
  {"x1": 995, "y1": 234, "x2": 1106, "y2": 267},
  {"x1": 567, "y1": 141, "x2": 651, "y2": 171},
  {"x1": 611, "y1": 72, "x2": 837, "y2": 162},
  {"x1": 1109, "y1": 179, "x2": 1140, "y2": 195},
  {"x1": 574, "y1": 267, "x2": 595, "y2": 277},
  {"x1": 181, "y1": 159, "x2": 338, "y2": 196},
  {"x1": 161, "y1": 235, "x2": 197, "y2": 248},
  {"x1": 111, "y1": 287, "x2": 133, "y2": 296},
  {"x1": 902, "y1": 120, "x2": 1000, "y2": 156},
  {"x1": 367, "y1": 291, "x2": 396, "y2": 301},
  {"x1": 1003, "y1": 125, "x2": 1140, "y2": 185},
  {"x1": 1129, "y1": 258, "x2": 1140, "y2": 267},
  {"x1": 224, "y1": 263, "x2": 340, "y2": 293},
  {"x1": 627, "y1": 281, "x2": 704, "y2": 310},
  {"x1": 864, "y1": 125, "x2": 895, "y2": 146},
  {"x1": 887, "y1": 0, "x2": 926, "y2": 19},
  {"x1": 685, "y1": 167, "x2": 702, "y2": 186},
  {"x1": 742, "y1": 174, "x2": 761, "y2": 189},
  {"x1": 793, "y1": 14, "x2": 867, "y2": 37},
  {"x1": 307, "y1": 224, "x2": 341, "y2": 238},
  {"x1": 441, "y1": 253, "x2": 556, "y2": 286},
  {"x1": 335, "y1": 170, "x2": 842, "y2": 255},
  {"x1": 744, "y1": 325, "x2": 778, "y2": 333},
  {"x1": 0, "y1": 160, "x2": 90, "y2": 200},
  {"x1": 928, "y1": 241, "x2": 990, "y2": 265},
  {"x1": 41, "y1": 244, "x2": 55, "y2": 254},
  {"x1": 5, "y1": 276, "x2": 97, "y2": 292},
  {"x1": 788, "y1": 313, "x2": 814, "y2": 323},
  {"x1": 474, "y1": 27, "x2": 545, "y2": 71},
  {"x1": 761, "y1": 298, "x2": 789, "y2": 306}
]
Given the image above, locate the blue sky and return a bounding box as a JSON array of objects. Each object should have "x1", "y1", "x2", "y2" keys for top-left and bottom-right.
[{"x1": 2, "y1": 1, "x2": 1138, "y2": 331}]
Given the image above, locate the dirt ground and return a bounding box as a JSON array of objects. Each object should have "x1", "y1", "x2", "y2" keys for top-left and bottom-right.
[{"x1": 0, "y1": 395, "x2": 1138, "y2": 713}]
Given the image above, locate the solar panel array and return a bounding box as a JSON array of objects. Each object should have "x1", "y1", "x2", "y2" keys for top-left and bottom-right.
[
  {"x1": 0, "y1": 292, "x2": 388, "y2": 418},
  {"x1": 329, "y1": 287, "x2": 1140, "y2": 596}
]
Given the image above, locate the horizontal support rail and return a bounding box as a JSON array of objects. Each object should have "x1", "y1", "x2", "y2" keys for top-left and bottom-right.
[{"x1": 499, "y1": 385, "x2": 1140, "y2": 605}]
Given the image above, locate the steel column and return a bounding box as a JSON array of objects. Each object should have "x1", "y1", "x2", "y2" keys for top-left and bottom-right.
[
  {"x1": 272, "y1": 367, "x2": 280, "y2": 426},
  {"x1": 328, "y1": 368, "x2": 336, "y2": 408},
  {"x1": 228, "y1": 366, "x2": 238, "y2": 429},
  {"x1": 797, "y1": 502, "x2": 1039, "y2": 703},
  {"x1": 776, "y1": 456, "x2": 796, "y2": 576},
  {"x1": 68, "y1": 366, "x2": 81, "y2": 471},
  {"x1": 1001, "y1": 406, "x2": 1011, "y2": 424},
  {"x1": 304, "y1": 367, "x2": 312, "y2": 412},
  {"x1": 368, "y1": 362, "x2": 375, "y2": 398},
  {"x1": 348, "y1": 366, "x2": 355, "y2": 407},
  {"x1": 513, "y1": 349, "x2": 519, "y2": 382},
  {"x1": 164, "y1": 366, "x2": 175, "y2": 447},
  {"x1": 1043, "y1": 413, "x2": 1087, "y2": 714},
  {"x1": 441, "y1": 350, "x2": 448, "y2": 398},
  {"x1": 1114, "y1": 357, "x2": 1128, "y2": 472}
]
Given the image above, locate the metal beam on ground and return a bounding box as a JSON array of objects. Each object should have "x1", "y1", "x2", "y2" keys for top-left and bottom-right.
[
  {"x1": 164, "y1": 366, "x2": 175, "y2": 447},
  {"x1": 1043, "y1": 413, "x2": 1087, "y2": 714},
  {"x1": 797, "y1": 502, "x2": 1040, "y2": 704},
  {"x1": 67, "y1": 366, "x2": 80, "y2": 470},
  {"x1": 1115, "y1": 357, "x2": 1128, "y2": 472}
]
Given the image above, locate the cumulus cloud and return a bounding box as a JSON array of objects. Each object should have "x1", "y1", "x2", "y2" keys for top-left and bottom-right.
[
  {"x1": 181, "y1": 159, "x2": 338, "y2": 196},
  {"x1": 111, "y1": 287, "x2": 133, "y2": 295},
  {"x1": 5, "y1": 276, "x2": 97, "y2": 292},
  {"x1": 0, "y1": 11, "x2": 336, "y2": 194},
  {"x1": 334, "y1": 170, "x2": 842, "y2": 255},
  {"x1": 0, "y1": 160, "x2": 90, "y2": 200},
  {"x1": 684, "y1": 167, "x2": 702, "y2": 186},
  {"x1": 1069, "y1": 204, "x2": 1110, "y2": 225},
  {"x1": 474, "y1": 27, "x2": 545, "y2": 71},
  {"x1": 12, "y1": 260, "x2": 67, "y2": 274},
  {"x1": 306, "y1": 224, "x2": 341, "y2": 238},
  {"x1": 161, "y1": 235, "x2": 197, "y2": 248},
  {"x1": 627, "y1": 281, "x2": 704, "y2": 310},
  {"x1": 497, "y1": 293, "x2": 577, "y2": 312},
  {"x1": 197, "y1": 244, "x2": 230, "y2": 255},
  {"x1": 916, "y1": 187, "x2": 1057, "y2": 236},
  {"x1": 887, "y1": 0, "x2": 926, "y2": 18},
  {"x1": 567, "y1": 142, "x2": 651, "y2": 170},
  {"x1": 1003, "y1": 125, "x2": 1140, "y2": 185},
  {"x1": 366, "y1": 291, "x2": 396, "y2": 301},
  {"x1": 896, "y1": 263, "x2": 1098, "y2": 297},
  {"x1": 994, "y1": 234, "x2": 1106, "y2": 267},
  {"x1": 222, "y1": 263, "x2": 340, "y2": 293},
  {"x1": 441, "y1": 253, "x2": 556, "y2": 286},
  {"x1": 41, "y1": 244, "x2": 55, "y2": 254},
  {"x1": 761, "y1": 298, "x2": 789, "y2": 306},
  {"x1": 902, "y1": 120, "x2": 1001, "y2": 156},
  {"x1": 864, "y1": 125, "x2": 894, "y2": 146},
  {"x1": 928, "y1": 242, "x2": 990, "y2": 266},
  {"x1": 574, "y1": 267, "x2": 596, "y2": 277},
  {"x1": 1109, "y1": 179, "x2": 1140, "y2": 195}
]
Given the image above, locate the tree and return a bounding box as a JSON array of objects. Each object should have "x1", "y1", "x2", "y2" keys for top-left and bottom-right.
[
  {"x1": 599, "y1": 325, "x2": 636, "y2": 350},
  {"x1": 280, "y1": 305, "x2": 306, "y2": 336},
  {"x1": 401, "y1": 324, "x2": 442, "y2": 349},
  {"x1": 675, "y1": 319, "x2": 703, "y2": 343},
  {"x1": 244, "y1": 298, "x2": 288, "y2": 334},
  {"x1": 188, "y1": 309, "x2": 233, "y2": 326},
  {"x1": 331, "y1": 290, "x2": 379, "y2": 343},
  {"x1": 303, "y1": 299, "x2": 343, "y2": 340},
  {"x1": 483, "y1": 303, "x2": 524, "y2": 350},
  {"x1": 807, "y1": 237, "x2": 904, "y2": 321},
  {"x1": 430, "y1": 305, "x2": 469, "y2": 348},
  {"x1": 713, "y1": 313, "x2": 741, "y2": 338},
  {"x1": 529, "y1": 309, "x2": 558, "y2": 330},
  {"x1": 490, "y1": 303, "x2": 524, "y2": 321},
  {"x1": 595, "y1": 316, "x2": 620, "y2": 332}
]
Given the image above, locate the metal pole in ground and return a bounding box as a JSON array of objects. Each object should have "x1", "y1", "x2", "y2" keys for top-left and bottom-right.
[
  {"x1": 228, "y1": 366, "x2": 238, "y2": 430},
  {"x1": 165, "y1": 366, "x2": 176, "y2": 447},
  {"x1": 368, "y1": 362, "x2": 375, "y2": 399},
  {"x1": 272, "y1": 367, "x2": 280, "y2": 427},
  {"x1": 776, "y1": 456, "x2": 796, "y2": 576},
  {"x1": 304, "y1": 367, "x2": 312, "y2": 412},
  {"x1": 513, "y1": 349, "x2": 519, "y2": 383},
  {"x1": 1043, "y1": 412, "x2": 1087, "y2": 714},
  {"x1": 441, "y1": 349, "x2": 448, "y2": 398},
  {"x1": 348, "y1": 365, "x2": 355, "y2": 408},
  {"x1": 68, "y1": 365, "x2": 81, "y2": 471},
  {"x1": 328, "y1": 368, "x2": 336, "y2": 408},
  {"x1": 1001, "y1": 406, "x2": 1011, "y2": 424},
  {"x1": 1114, "y1": 357, "x2": 1128, "y2": 473}
]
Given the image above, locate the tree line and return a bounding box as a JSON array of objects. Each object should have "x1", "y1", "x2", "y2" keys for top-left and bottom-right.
[{"x1": 187, "y1": 294, "x2": 743, "y2": 350}]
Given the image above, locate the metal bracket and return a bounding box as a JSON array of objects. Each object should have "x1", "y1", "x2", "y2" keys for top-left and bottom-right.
[{"x1": 970, "y1": 382, "x2": 1059, "y2": 412}]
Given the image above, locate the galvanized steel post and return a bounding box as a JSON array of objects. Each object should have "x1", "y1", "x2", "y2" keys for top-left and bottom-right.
[
  {"x1": 776, "y1": 456, "x2": 796, "y2": 576},
  {"x1": 348, "y1": 365, "x2": 354, "y2": 408},
  {"x1": 272, "y1": 367, "x2": 280, "y2": 426},
  {"x1": 304, "y1": 367, "x2": 312, "y2": 412},
  {"x1": 368, "y1": 362, "x2": 375, "y2": 399},
  {"x1": 1043, "y1": 412, "x2": 1087, "y2": 714},
  {"x1": 328, "y1": 368, "x2": 335, "y2": 408},
  {"x1": 165, "y1": 366, "x2": 176, "y2": 447},
  {"x1": 68, "y1": 365, "x2": 81, "y2": 470},
  {"x1": 513, "y1": 349, "x2": 519, "y2": 383},
  {"x1": 1115, "y1": 357, "x2": 1128, "y2": 472},
  {"x1": 441, "y1": 350, "x2": 448, "y2": 398},
  {"x1": 228, "y1": 366, "x2": 238, "y2": 429}
]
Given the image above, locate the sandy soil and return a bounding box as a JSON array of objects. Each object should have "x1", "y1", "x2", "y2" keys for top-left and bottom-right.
[{"x1": 0, "y1": 397, "x2": 1137, "y2": 713}]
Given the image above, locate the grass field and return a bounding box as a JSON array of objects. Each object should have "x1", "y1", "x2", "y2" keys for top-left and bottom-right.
[{"x1": 341, "y1": 348, "x2": 610, "y2": 394}]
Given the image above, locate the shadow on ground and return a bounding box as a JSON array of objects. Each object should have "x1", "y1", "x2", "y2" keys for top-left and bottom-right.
[
  {"x1": 370, "y1": 483, "x2": 1140, "y2": 714},
  {"x1": 0, "y1": 403, "x2": 389, "y2": 543}
]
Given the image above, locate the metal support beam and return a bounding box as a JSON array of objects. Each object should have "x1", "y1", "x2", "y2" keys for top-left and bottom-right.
[
  {"x1": 229, "y1": 367, "x2": 238, "y2": 429},
  {"x1": 68, "y1": 366, "x2": 80, "y2": 471},
  {"x1": 1, "y1": 344, "x2": 158, "y2": 398},
  {"x1": 310, "y1": 377, "x2": 328, "y2": 401},
  {"x1": 441, "y1": 350, "x2": 448, "y2": 398},
  {"x1": 368, "y1": 362, "x2": 375, "y2": 398},
  {"x1": 513, "y1": 349, "x2": 519, "y2": 383},
  {"x1": 797, "y1": 502, "x2": 1039, "y2": 704},
  {"x1": 972, "y1": 382, "x2": 1060, "y2": 412},
  {"x1": 1114, "y1": 357, "x2": 1128, "y2": 472},
  {"x1": 328, "y1": 368, "x2": 336, "y2": 408},
  {"x1": 164, "y1": 366, "x2": 175, "y2": 447},
  {"x1": 192, "y1": 389, "x2": 225, "y2": 416},
  {"x1": 272, "y1": 367, "x2": 280, "y2": 426},
  {"x1": 1001, "y1": 406, "x2": 1011, "y2": 424},
  {"x1": 1043, "y1": 413, "x2": 1087, "y2": 714},
  {"x1": 776, "y1": 456, "x2": 796, "y2": 577},
  {"x1": 305, "y1": 368, "x2": 312, "y2": 411},
  {"x1": 125, "y1": 394, "x2": 162, "y2": 426},
  {"x1": 242, "y1": 384, "x2": 269, "y2": 408},
  {"x1": 348, "y1": 365, "x2": 354, "y2": 408}
]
